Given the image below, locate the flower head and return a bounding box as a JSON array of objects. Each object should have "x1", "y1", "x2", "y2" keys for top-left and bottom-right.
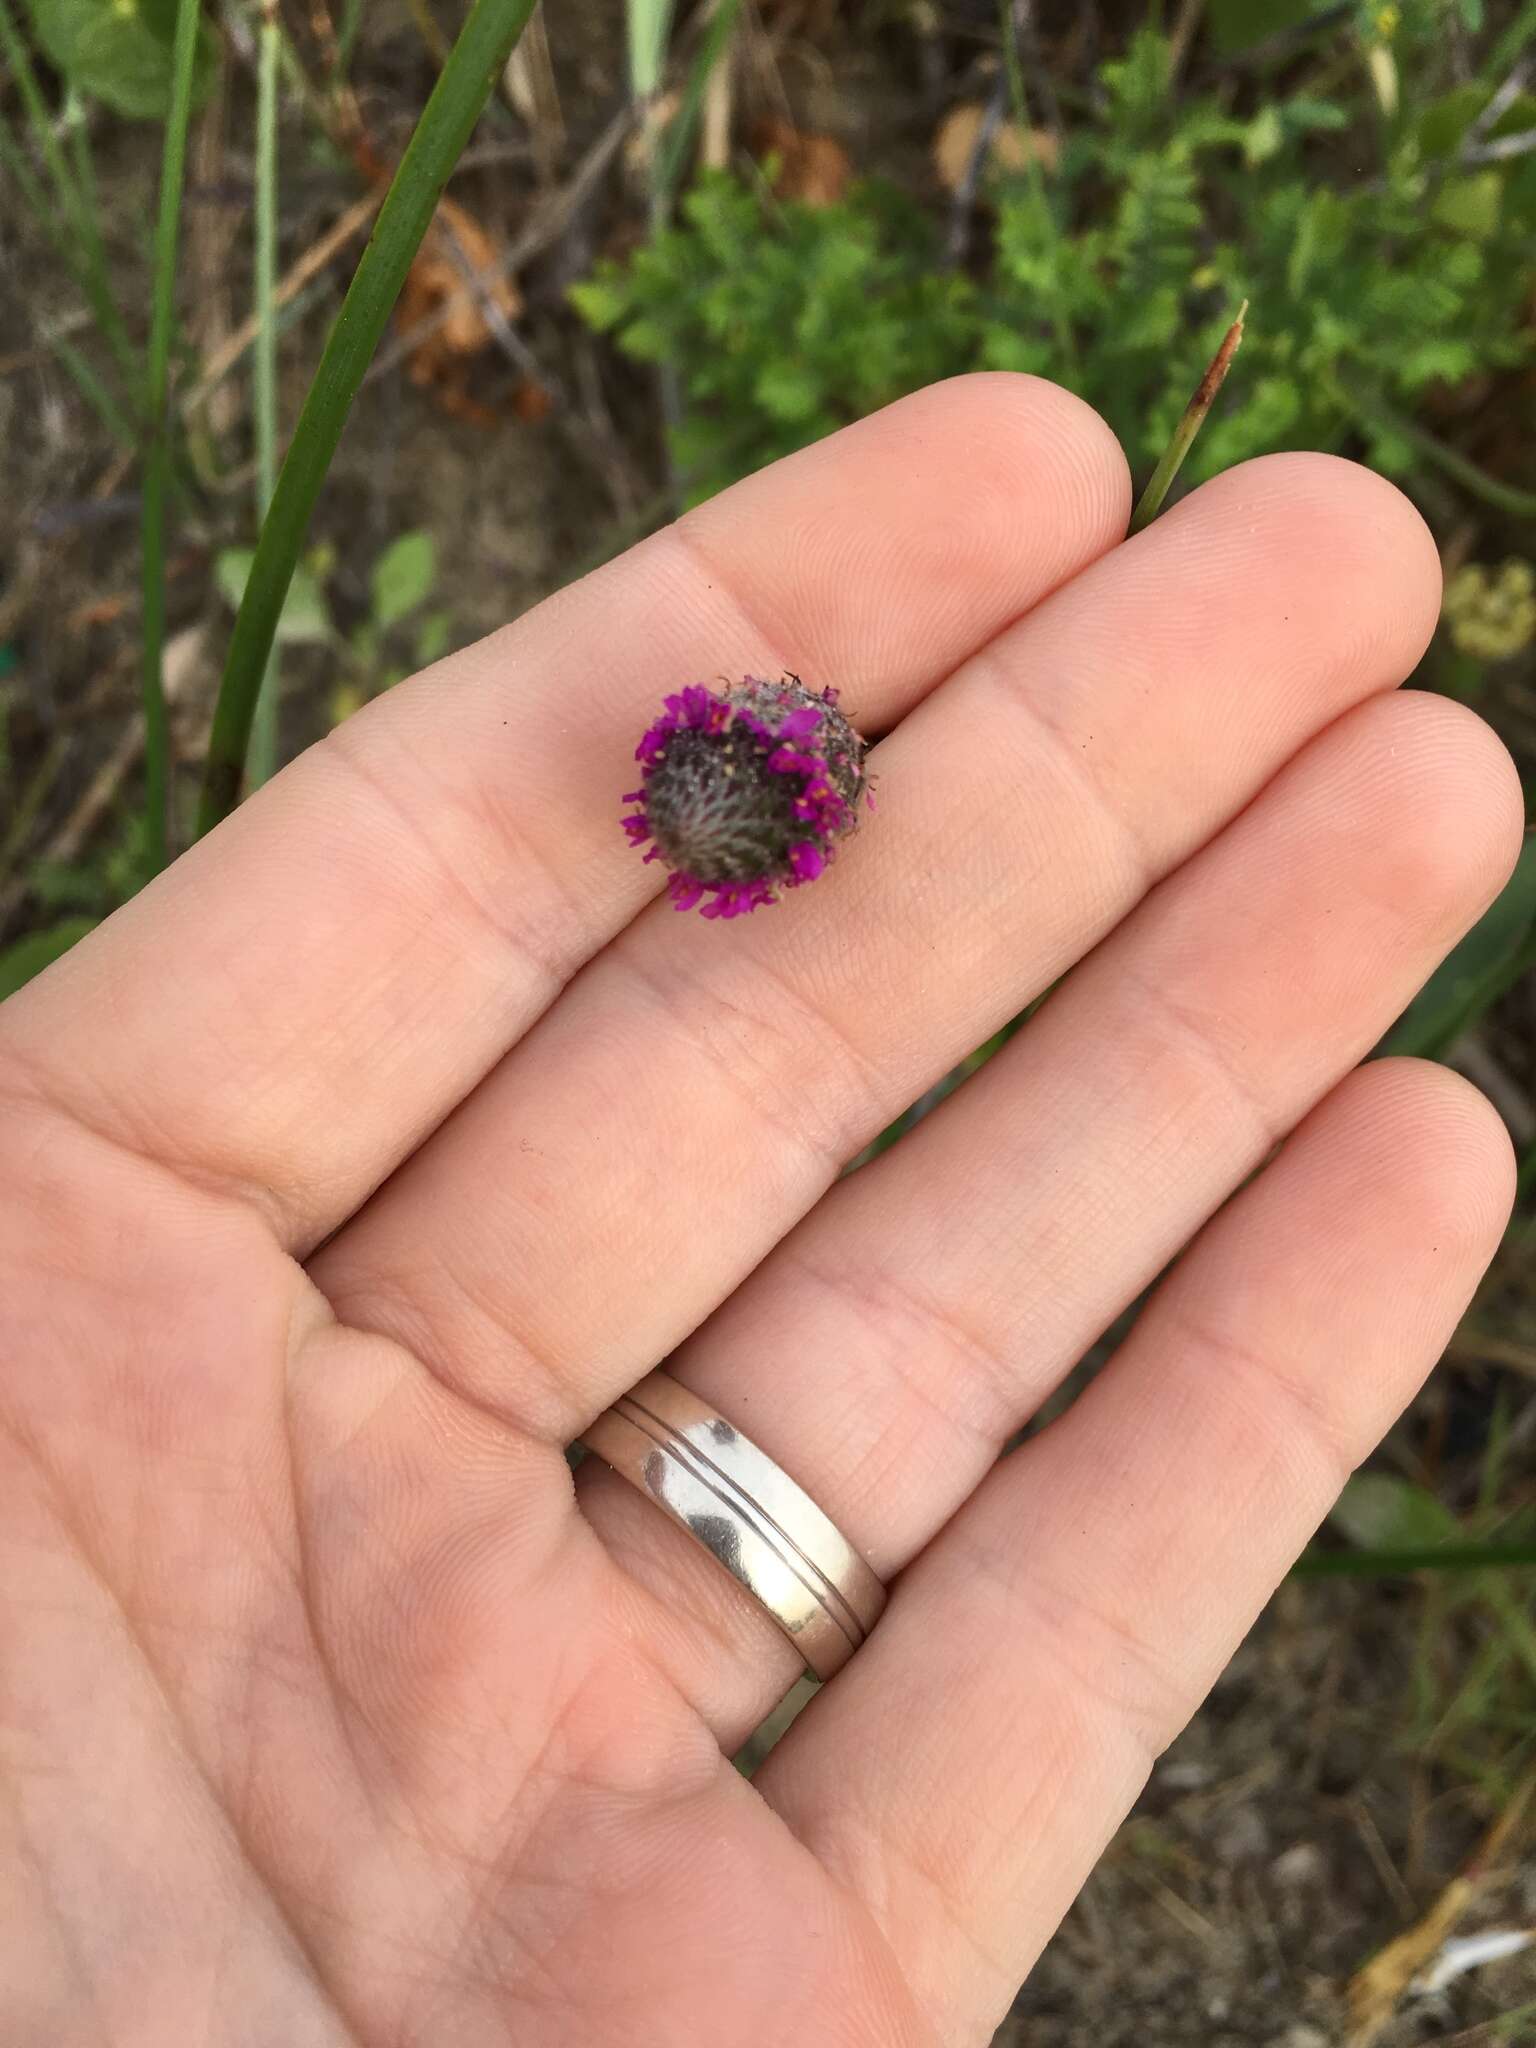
[
  {"x1": 621, "y1": 674, "x2": 871, "y2": 918},
  {"x1": 1443, "y1": 558, "x2": 1536, "y2": 663}
]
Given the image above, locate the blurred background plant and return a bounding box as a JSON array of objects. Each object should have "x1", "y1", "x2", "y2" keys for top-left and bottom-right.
[{"x1": 2, "y1": 0, "x2": 1536, "y2": 2037}]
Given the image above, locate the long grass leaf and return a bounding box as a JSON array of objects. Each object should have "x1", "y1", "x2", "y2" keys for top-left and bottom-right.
[
  {"x1": 1291, "y1": 1543, "x2": 1536, "y2": 1579},
  {"x1": 246, "y1": 0, "x2": 283, "y2": 788},
  {"x1": 140, "y1": 0, "x2": 205, "y2": 871},
  {"x1": 197, "y1": 0, "x2": 540, "y2": 835}
]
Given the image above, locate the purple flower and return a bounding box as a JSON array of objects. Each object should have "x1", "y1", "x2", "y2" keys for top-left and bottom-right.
[{"x1": 621, "y1": 674, "x2": 871, "y2": 918}]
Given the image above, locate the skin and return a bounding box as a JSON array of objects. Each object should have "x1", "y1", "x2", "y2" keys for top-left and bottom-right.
[{"x1": 0, "y1": 374, "x2": 1523, "y2": 2048}]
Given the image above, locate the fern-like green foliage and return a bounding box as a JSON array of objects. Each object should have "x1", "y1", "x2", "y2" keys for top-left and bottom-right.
[{"x1": 570, "y1": 20, "x2": 1536, "y2": 504}]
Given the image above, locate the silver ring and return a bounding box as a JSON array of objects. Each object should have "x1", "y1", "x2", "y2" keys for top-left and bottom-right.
[{"x1": 580, "y1": 1369, "x2": 887, "y2": 1680}]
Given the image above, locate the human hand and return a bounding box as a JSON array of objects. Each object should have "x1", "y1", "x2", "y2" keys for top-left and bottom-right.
[{"x1": 0, "y1": 377, "x2": 1520, "y2": 2047}]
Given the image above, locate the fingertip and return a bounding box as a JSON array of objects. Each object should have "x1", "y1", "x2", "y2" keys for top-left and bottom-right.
[
  {"x1": 920, "y1": 371, "x2": 1134, "y2": 545},
  {"x1": 1314, "y1": 688, "x2": 1526, "y2": 932},
  {"x1": 1325, "y1": 1055, "x2": 1518, "y2": 1268},
  {"x1": 1154, "y1": 450, "x2": 1445, "y2": 694},
  {"x1": 676, "y1": 375, "x2": 1133, "y2": 717}
]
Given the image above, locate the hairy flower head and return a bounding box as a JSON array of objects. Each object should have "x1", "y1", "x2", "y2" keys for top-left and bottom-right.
[{"x1": 622, "y1": 674, "x2": 871, "y2": 918}]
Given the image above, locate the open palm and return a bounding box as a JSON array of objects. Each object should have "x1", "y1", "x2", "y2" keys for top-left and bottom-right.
[{"x1": 0, "y1": 378, "x2": 1520, "y2": 2047}]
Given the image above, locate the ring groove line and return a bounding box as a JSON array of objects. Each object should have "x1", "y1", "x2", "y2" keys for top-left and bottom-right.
[{"x1": 614, "y1": 1395, "x2": 865, "y2": 1655}]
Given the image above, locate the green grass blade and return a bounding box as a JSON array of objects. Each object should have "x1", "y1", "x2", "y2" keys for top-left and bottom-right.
[
  {"x1": 1291, "y1": 1542, "x2": 1536, "y2": 1579},
  {"x1": 197, "y1": 0, "x2": 540, "y2": 837},
  {"x1": 1384, "y1": 838, "x2": 1536, "y2": 1059},
  {"x1": 62, "y1": 92, "x2": 139, "y2": 390},
  {"x1": 245, "y1": 0, "x2": 282, "y2": 789},
  {"x1": 140, "y1": 0, "x2": 204, "y2": 872}
]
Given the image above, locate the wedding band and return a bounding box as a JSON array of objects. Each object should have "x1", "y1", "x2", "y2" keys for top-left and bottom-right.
[{"x1": 580, "y1": 1369, "x2": 887, "y2": 1680}]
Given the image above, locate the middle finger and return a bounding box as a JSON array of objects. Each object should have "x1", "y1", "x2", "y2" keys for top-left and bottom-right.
[{"x1": 311, "y1": 454, "x2": 1439, "y2": 1442}]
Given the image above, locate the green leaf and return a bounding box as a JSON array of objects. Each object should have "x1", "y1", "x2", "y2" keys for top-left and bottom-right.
[
  {"x1": 1244, "y1": 106, "x2": 1285, "y2": 168},
  {"x1": 370, "y1": 531, "x2": 437, "y2": 630},
  {"x1": 1384, "y1": 839, "x2": 1536, "y2": 1059},
  {"x1": 197, "y1": 0, "x2": 540, "y2": 838},
  {"x1": 1431, "y1": 171, "x2": 1502, "y2": 241},
  {"x1": 23, "y1": 0, "x2": 212, "y2": 119},
  {"x1": 1207, "y1": 0, "x2": 1315, "y2": 54},
  {"x1": 216, "y1": 549, "x2": 332, "y2": 644},
  {"x1": 567, "y1": 275, "x2": 631, "y2": 332},
  {"x1": 616, "y1": 316, "x2": 672, "y2": 363},
  {"x1": 1330, "y1": 1473, "x2": 1462, "y2": 1552},
  {"x1": 1416, "y1": 84, "x2": 1492, "y2": 159},
  {"x1": 414, "y1": 608, "x2": 454, "y2": 666},
  {"x1": 1282, "y1": 96, "x2": 1350, "y2": 133},
  {"x1": 0, "y1": 916, "x2": 97, "y2": 1000},
  {"x1": 753, "y1": 358, "x2": 822, "y2": 423}
]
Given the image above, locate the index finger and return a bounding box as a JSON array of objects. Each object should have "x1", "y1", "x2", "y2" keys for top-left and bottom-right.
[{"x1": 0, "y1": 377, "x2": 1128, "y2": 1251}]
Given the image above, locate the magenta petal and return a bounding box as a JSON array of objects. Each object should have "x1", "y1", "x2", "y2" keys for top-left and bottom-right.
[
  {"x1": 789, "y1": 841, "x2": 825, "y2": 883},
  {"x1": 777, "y1": 705, "x2": 822, "y2": 742}
]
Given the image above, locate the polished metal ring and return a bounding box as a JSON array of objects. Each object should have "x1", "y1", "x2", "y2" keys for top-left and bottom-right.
[{"x1": 580, "y1": 1368, "x2": 887, "y2": 1680}]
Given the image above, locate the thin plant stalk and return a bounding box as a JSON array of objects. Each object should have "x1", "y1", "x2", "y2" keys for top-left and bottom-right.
[
  {"x1": 1130, "y1": 300, "x2": 1247, "y2": 532},
  {"x1": 140, "y1": 0, "x2": 206, "y2": 872},
  {"x1": 0, "y1": 113, "x2": 130, "y2": 395},
  {"x1": 246, "y1": 0, "x2": 283, "y2": 788},
  {"x1": 198, "y1": 0, "x2": 541, "y2": 836},
  {"x1": 998, "y1": 0, "x2": 1076, "y2": 377},
  {"x1": 625, "y1": 0, "x2": 683, "y2": 481},
  {"x1": 0, "y1": 0, "x2": 137, "y2": 389},
  {"x1": 653, "y1": 0, "x2": 742, "y2": 204},
  {"x1": 335, "y1": 0, "x2": 366, "y2": 78},
  {"x1": 51, "y1": 329, "x2": 139, "y2": 450},
  {"x1": 1335, "y1": 375, "x2": 1536, "y2": 520},
  {"x1": 626, "y1": 0, "x2": 676, "y2": 118},
  {"x1": 0, "y1": 115, "x2": 138, "y2": 449},
  {"x1": 62, "y1": 92, "x2": 139, "y2": 390}
]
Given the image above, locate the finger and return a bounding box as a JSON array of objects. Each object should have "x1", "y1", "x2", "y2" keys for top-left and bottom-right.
[
  {"x1": 0, "y1": 377, "x2": 1127, "y2": 1252},
  {"x1": 575, "y1": 687, "x2": 1523, "y2": 1740},
  {"x1": 757, "y1": 1058, "x2": 1515, "y2": 2042},
  {"x1": 312, "y1": 455, "x2": 1444, "y2": 1442}
]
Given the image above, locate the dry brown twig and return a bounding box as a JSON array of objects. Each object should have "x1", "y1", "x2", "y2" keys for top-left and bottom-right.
[
  {"x1": 366, "y1": 100, "x2": 637, "y2": 388},
  {"x1": 1344, "y1": 1771, "x2": 1536, "y2": 2048},
  {"x1": 181, "y1": 189, "x2": 383, "y2": 417}
]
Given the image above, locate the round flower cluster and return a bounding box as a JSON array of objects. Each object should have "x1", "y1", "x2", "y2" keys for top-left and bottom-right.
[
  {"x1": 1443, "y1": 558, "x2": 1536, "y2": 664},
  {"x1": 622, "y1": 674, "x2": 871, "y2": 918}
]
